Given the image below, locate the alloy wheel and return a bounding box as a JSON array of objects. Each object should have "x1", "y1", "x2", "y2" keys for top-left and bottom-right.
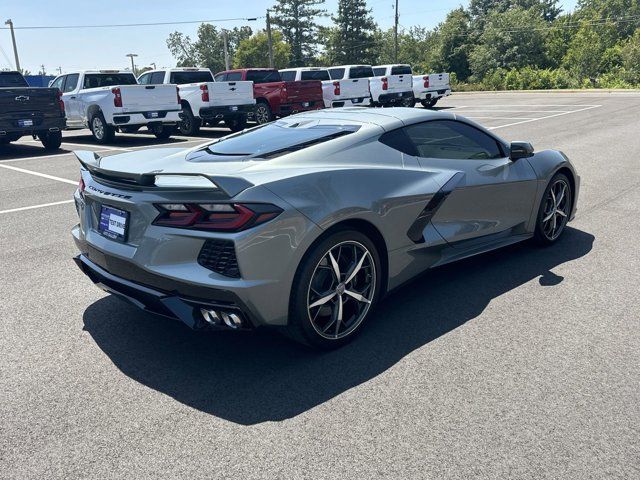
[
  {"x1": 92, "y1": 117, "x2": 104, "y2": 140},
  {"x1": 255, "y1": 105, "x2": 270, "y2": 124},
  {"x1": 307, "y1": 241, "x2": 376, "y2": 340},
  {"x1": 541, "y1": 178, "x2": 570, "y2": 241}
]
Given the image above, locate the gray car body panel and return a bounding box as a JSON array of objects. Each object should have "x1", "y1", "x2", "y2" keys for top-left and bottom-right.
[{"x1": 72, "y1": 107, "x2": 579, "y2": 327}]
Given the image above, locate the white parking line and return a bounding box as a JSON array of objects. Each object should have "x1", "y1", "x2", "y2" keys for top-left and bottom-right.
[
  {"x1": 450, "y1": 104, "x2": 601, "y2": 108},
  {"x1": 489, "y1": 104, "x2": 602, "y2": 130},
  {"x1": 0, "y1": 199, "x2": 74, "y2": 215},
  {"x1": 466, "y1": 116, "x2": 532, "y2": 120},
  {"x1": 456, "y1": 109, "x2": 574, "y2": 114},
  {"x1": 0, "y1": 164, "x2": 77, "y2": 185}
]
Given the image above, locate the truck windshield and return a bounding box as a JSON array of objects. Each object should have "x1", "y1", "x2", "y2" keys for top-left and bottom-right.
[
  {"x1": 391, "y1": 65, "x2": 412, "y2": 75},
  {"x1": 170, "y1": 71, "x2": 213, "y2": 84},
  {"x1": 197, "y1": 122, "x2": 360, "y2": 160},
  {"x1": 246, "y1": 70, "x2": 282, "y2": 84},
  {"x1": 0, "y1": 72, "x2": 28, "y2": 87},
  {"x1": 349, "y1": 66, "x2": 375, "y2": 79},
  {"x1": 83, "y1": 73, "x2": 138, "y2": 89},
  {"x1": 301, "y1": 70, "x2": 330, "y2": 81}
]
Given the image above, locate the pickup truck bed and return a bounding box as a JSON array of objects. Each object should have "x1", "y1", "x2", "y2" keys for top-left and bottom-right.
[
  {"x1": 412, "y1": 73, "x2": 451, "y2": 107},
  {"x1": 0, "y1": 71, "x2": 65, "y2": 150}
]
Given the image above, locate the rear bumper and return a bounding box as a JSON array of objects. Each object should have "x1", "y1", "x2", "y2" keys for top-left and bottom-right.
[
  {"x1": 199, "y1": 104, "x2": 255, "y2": 121},
  {"x1": 0, "y1": 117, "x2": 66, "y2": 137},
  {"x1": 415, "y1": 88, "x2": 451, "y2": 101},
  {"x1": 74, "y1": 253, "x2": 255, "y2": 331},
  {"x1": 111, "y1": 109, "x2": 181, "y2": 126},
  {"x1": 274, "y1": 101, "x2": 323, "y2": 116},
  {"x1": 326, "y1": 97, "x2": 371, "y2": 108},
  {"x1": 377, "y1": 91, "x2": 413, "y2": 104}
]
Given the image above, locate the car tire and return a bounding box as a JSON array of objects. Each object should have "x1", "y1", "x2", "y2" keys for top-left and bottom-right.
[
  {"x1": 533, "y1": 172, "x2": 573, "y2": 246},
  {"x1": 421, "y1": 98, "x2": 438, "y2": 108},
  {"x1": 401, "y1": 96, "x2": 416, "y2": 108},
  {"x1": 225, "y1": 116, "x2": 247, "y2": 132},
  {"x1": 285, "y1": 228, "x2": 382, "y2": 349},
  {"x1": 151, "y1": 124, "x2": 173, "y2": 139},
  {"x1": 254, "y1": 101, "x2": 273, "y2": 125},
  {"x1": 90, "y1": 113, "x2": 115, "y2": 144},
  {"x1": 39, "y1": 130, "x2": 62, "y2": 150},
  {"x1": 178, "y1": 106, "x2": 200, "y2": 136}
]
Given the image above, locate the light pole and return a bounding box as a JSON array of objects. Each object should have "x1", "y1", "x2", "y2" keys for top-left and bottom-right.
[
  {"x1": 4, "y1": 19, "x2": 21, "y2": 71},
  {"x1": 266, "y1": 10, "x2": 274, "y2": 68},
  {"x1": 126, "y1": 53, "x2": 138, "y2": 75}
]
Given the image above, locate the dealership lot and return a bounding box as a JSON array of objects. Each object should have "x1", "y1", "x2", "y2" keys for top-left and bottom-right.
[{"x1": 1, "y1": 92, "x2": 639, "y2": 478}]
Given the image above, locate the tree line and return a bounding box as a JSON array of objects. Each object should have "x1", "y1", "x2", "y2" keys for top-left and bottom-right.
[{"x1": 167, "y1": 0, "x2": 640, "y2": 89}]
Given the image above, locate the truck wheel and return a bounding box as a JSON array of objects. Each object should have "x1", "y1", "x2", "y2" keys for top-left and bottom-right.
[
  {"x1": 421, "y1": 98, "x2": 438, "y2": 108},
  {"x1": 178, "y1": 107, "x2": 200, "y2": 136},
  {"x1": 225, "y1": 116, "x2": 247, "y2": 132},
  {"x1": 151, "y1": 124, "x2": 173, "y2": 140},
  {"x1": 90, "y1": 113, "x2": 115, "y2": 144},
  {"x1": 39, "y1": 130, "x2": 63, "y2": 150},
  {"x1": 254, "y1": 101, "x2": 273, "y2": 125},
  {"x1": 401, "y1": 96, "x2": 416, "y2": 108}
]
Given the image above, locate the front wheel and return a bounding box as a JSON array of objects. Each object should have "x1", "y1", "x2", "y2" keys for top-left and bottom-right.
[
  {"x1": 254, "y1": 101, "x2": 273, "y2": 125},
  {"x1": 421, "y1": 98, "x2": 438, "y2": 108},
  {"x1": 178, "y1": 107, "x2": 200, "y2": 136},
  {"x1": 285, "y1": 229, "x2": 382, "y2": 349},
  {"x1": 39, "y1": 130, "x2": 62, "y2": 150},
  {"x1": 225, "y1": 116, "x2": 247, "y2": 132},
  {"x1": 534, "y1": 173, "x2": 573, "y2": 245},
  {"x1": 90, "y1": 113, "x2": 115, "y2": 144},
  {"x1": 401, "y1": 96, "x2": 416, "y2": 108}
]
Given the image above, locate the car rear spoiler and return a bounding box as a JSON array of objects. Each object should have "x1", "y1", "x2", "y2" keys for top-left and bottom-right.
[{"x1": 73, "y1": 150, "x2": 254, "y2": 198}]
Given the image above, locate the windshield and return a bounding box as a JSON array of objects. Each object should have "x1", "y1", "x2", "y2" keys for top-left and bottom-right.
[
  {"x1": 0, "y1": 72, "x2": 28, "y2": 88},
  {"x1": 246, "y1": 70, "x2": 281, "y2": 83},
  {"x1": 301, "y1": 70, "x2": 330, "y2": 81},
  {"x1": 83, "y1": 73, "x2": 137, "y2": 88},
  {"x1": 196, "y1": 122, "x2": 359, "y2": 160},
  {"x1": 170, "y1": 71, "x2": 213, "y2": 84}
]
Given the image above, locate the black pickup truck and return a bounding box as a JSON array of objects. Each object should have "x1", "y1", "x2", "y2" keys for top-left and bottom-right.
[{"x1": 0, "y1": 71, "x2": 66, "y2": 150}]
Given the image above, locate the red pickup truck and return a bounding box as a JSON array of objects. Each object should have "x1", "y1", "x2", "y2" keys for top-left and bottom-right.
[{"x1": 214, "y1": 68, "x2": 324, "y2": 124}]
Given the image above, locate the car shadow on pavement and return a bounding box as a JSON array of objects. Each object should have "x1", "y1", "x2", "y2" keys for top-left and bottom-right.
[{"x1": 82, "y1": 227, "x2": 594, "y2": 425}]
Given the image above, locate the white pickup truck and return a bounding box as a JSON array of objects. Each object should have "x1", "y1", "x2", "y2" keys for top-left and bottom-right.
[
  {"x1": 280, "y1": 67, "x2": 370, "y2": 108},
  {"x1": 355, "y1": 64, "x2": 414, "y2": 107},
  {"x1": 139, "y1": 68, "x2": 255, "y2": 135},
  {"x1": 412, "y1": 72, "x2": 451, "y2": 108},
  {"x1": 49, "y1": 70, "x2": 181, "y2": 143}
]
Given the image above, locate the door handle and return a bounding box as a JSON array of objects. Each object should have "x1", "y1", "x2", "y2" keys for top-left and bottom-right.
[{"x1": 70, "y1": 96, "x2": 76, "y2": 99}]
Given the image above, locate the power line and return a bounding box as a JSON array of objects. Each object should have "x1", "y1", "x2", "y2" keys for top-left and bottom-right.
[{"x1": 0, "y1": 16, "x2": 264, "y2": 31}]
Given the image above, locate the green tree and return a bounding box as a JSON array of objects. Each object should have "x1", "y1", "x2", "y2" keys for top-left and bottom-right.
[
  {"x1": 271, "y1": 0, "x2": 327, "y2": 66},
  {"x1": 562, "y1": 21, "x2": 619, "y2": 81},
  {"x1": 233, "y1": 30, "x2": 291, "y2": 69},
  {"x1": 429, "y1": 8, "x2": 473, "y2": 80},
  {"x1": 324, "y1": 0, "x2": 378, "y2": 65}
]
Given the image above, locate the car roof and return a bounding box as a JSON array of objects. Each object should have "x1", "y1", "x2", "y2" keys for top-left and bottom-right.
[{"x1": 374, "y1": 64, "x2": 411, "y2": 68}]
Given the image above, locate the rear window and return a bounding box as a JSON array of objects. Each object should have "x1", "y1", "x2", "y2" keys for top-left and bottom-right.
[
  {"x1": 372, "y1": 68, "x2": 386, "y2": 76},
  {"x1": 280, "y1": 71, "x2": 296, "y2": 81},
  {"x1": 301, "y1": 70, "x2": 330, "y2": 81},
  {"x1": 169, "y1": 71, "x2": 213, "y2": 84},
  {"x1": 83, "y1": 73, "x2": 137, "y2": 89},
  {"x1": 198, "y1": 122, "x2": 359, "y2": 160},
  {"x1": 391, "y1": 65, "x2": 412, "y2": 75},
  {"x1": 328, "y1": 68, "x2": 345, "y2": 80},
  {"x1": 349, "y1": 66, "x2": 374, "y2": 79},
  {"x1": 0, "y1": 72, "x2": 28, "y2": 87},
  {"x1": 246, "y1": 70, "x2": 281, "y2": 84}
]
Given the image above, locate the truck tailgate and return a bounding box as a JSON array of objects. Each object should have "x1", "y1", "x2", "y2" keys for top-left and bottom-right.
[
  {"x1": 282, "y1": 80, "x2": 323, "y2": 103},
  {"x1": 119, "y1": 85, "x2": 178, "y2": 112},
  {"x1": 428, "y1": 73, "x2": 450, "y2": 90},
  {"x1": 384, "y1": 74, "x2": 412, "y2": 93},
  {"x1": 337, "y1": 78, "x2": 369, "y2": 99},
  {"x1": 0, "y1": 88, "x2": 60, "y2": 117},
  {"x1": 207, "y1": 81, "x2": 255, "y2": 106}
]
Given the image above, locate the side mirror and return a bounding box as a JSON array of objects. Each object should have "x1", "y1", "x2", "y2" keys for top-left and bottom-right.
[{"x1": 510, "y1": 141, "x2": 534, "y2": 160}]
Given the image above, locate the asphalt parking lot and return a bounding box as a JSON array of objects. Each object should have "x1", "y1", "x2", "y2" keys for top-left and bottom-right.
[{"x1": 1, "y1": 92, "x2": 639, "y2": 479}]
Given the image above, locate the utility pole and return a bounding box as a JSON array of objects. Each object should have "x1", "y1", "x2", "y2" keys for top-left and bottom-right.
[
  {"x1": 394, "y1": 0, "x2": 399, "y2": 63},
  {"x1": 57, "y1": 66, "x2": 62, "y2": 75},
  {"x1": 151, "y1": 62, "x2": 156, "y2": 70},
  {"x1": 40, "y1": 64, "x2": 45, "y2": 76},
  {"x1": 222, "y1": 30, "x2": 230, "y2": 70},
  {"x1": 125, "y1": 53, "x2": 138, "y2": 75},
  {"x1": 266, "y1": 10, "x2": 274, "y2": 68},
  {"x1": 4, "y1": 19, "x2": 21, "y2": 71}
]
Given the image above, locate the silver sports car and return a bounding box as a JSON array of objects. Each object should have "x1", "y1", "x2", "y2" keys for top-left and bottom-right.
[{"x1": 72, "y1": 107, "x2": 579, "y2": 348}]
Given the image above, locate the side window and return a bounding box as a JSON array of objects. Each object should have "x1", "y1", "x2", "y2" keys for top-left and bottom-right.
[
  {"x1": 150, "y1": 72, "x2": 165, "y2": 84},
  {"x1": 63, "y1": 74, "x2": 79, "y2": 93},
  {"x1": 379, "y1": 129, "x2": 418, "y2": 156},
  {"x1": 280, "y1": 71, "x2": 296, "y2": 81},
  {"x1": 226, "y1": 72, "x2": 242, "y2": 81},
  {"x1": 214, "y1": 73, "x2": 227, "y2": 82},
  {"x1": 138, "y1": 73, "x2": 150, "y2": 84},
  {"x1": 50, "y1": 76, "x2": 65, "y2": 91},
  {"x1": 404, "y1": 120, "x2": 504, "y2": 160}
]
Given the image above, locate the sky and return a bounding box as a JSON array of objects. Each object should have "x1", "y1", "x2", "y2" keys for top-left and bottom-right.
[{"x1": 0, "y1": 0, "x2": 578, "y2": 75}]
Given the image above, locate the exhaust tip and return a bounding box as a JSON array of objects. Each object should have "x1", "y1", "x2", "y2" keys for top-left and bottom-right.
[
  {"x1": 201, "y1": 308, "x2": 244, "y2": 329},
  {"x1": 201, "y1": 308, "x2": 221, "y2": 326}
]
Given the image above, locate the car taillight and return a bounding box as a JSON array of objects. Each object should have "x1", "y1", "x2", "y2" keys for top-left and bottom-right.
[
  {"x1": 200, "y1": 84, "x2": 209, "y2": 102},
  {"x1": 176, "y1": 86, "x2": 181, "y2": 104},
  {"x1": 381, "y1": 77, "x2": 388, "y2": 91},
  {"x1": 333, "y1": 81, "x2": 340, "y2": 96},
  {"x1": 56, "y1": 89, "x2": 65, "y2": 114},
  {"x1": 112, "y1": 87, "x2": 123, "y2": 107},
  {"x1": 423, "y1": 76, "x2": 429, "y2": 88},
  {"x1": 152, "y1": 203, "x2": 282, "y2": 232},
  {"x1": 78, "y1": 176, "x2": 85, "y2": 198}
]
